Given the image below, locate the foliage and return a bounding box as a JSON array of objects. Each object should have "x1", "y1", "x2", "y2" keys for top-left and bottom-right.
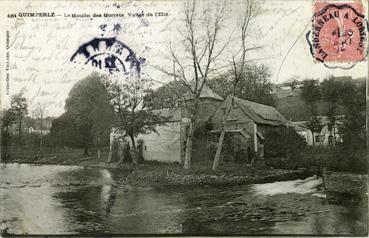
[
  {"x1": 320, "y1": 77, "x2": 343, "y2": 114},
  {"x1": 0, "y1": 110, "x2": 13, "y2": 160},
  {"x1": 264, "y1": 127, "x2": 306, "y2": 165},
  {"x1": 339, "y1": 82, "x2": 366, "y2": 151},
  {"x1": 298, "y1": 146, "x2": 367, "y2": 174},
  {"x1": 329, "y1": 145, "x2": 367, "y2": 174},
  {"x1": 7, "y1": 92, "x2": 28, "y2": 149},
  {"x1": 297, "y1": 78, "x2": 366, "y2": 173},
  {"x1": 103, "y1": 75, "x2": 168, "y2": 164},
  {"x1": 144, "y1": 81, "x2": 187, "y2": 109},
  {"x1": 296, "y1": 79, "x2": 365, "y2": 173},
  {"x1": 1, "y1": 110, "x2": 14, "y2": 131},
  {"x1": 300, "y1": 79, "x2": 320, "y2": 116},
  {"x1": 208, "y1": 63, "x2": 274, "y2": 106},
  {"x1": 300, "y1": 79, "x2": 324, "y2": 147},
  {"x1": 339, "y1": 80, "x2": 360, "y2": 111},
  {"x1": 8, "y1": 92, "x2": 28, "y2": 123},
  {"x1": 49, "y1": 113, "x2": 85, "y2": 149},
  {"x1": 51, "y1": 73, "x2": 114, "y2": 154},
  {"x1": 320, "y1": 77, "x2": 344, "y2": 142},
  {"x1": 304, "y1": 116, "x2": 323, "y2": 145}
]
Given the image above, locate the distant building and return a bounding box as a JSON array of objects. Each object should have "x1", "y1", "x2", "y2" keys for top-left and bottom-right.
[
  {"x1": 289, "y1": 116, "x2": 344, "y2": 146},
  {"x1": 271, "y1": 81, "x2": 305, "y2": 99},
  {"x1": 7, "y1": 117, "x2": 53, "y2": 136}
]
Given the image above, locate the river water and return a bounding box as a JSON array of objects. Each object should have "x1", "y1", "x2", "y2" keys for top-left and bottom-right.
[{"x1": 0, "y1": 163, "x2": 367, "y2": 235}]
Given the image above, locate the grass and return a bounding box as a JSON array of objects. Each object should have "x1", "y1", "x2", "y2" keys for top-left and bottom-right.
[
  {"x1": 3, "y1": 149, "x2": 109, "y2": 166},
  {"x1": 138, "y1": 159, "x2": 290, "y2": 177},
  {"x1": 4, "y1": 148, "x2": 295, "y2": 177},
  {"x1": 122, "y1": 159, "x2": 308, "y2": 187}
]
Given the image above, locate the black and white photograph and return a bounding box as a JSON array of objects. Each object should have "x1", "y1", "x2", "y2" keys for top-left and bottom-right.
[{"x1": 0, "y1": 0, "x2": 368, "y2": 236}]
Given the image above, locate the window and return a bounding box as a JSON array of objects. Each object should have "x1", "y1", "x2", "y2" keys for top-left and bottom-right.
[{"x1": 315, "y1": 135, "x2": 320, "y2": 143}]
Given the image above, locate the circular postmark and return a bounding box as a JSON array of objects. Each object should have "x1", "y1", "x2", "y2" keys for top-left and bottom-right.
[
  {"x1": 307, "y1": 3, "x2": 369, "y2": 65},
  {"x1": 70, "y1": 37, "x2": 145, "y2": 77}
]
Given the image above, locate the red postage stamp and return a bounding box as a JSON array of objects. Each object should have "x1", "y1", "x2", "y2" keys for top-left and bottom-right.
[{"x1": 308, "y1": 2, "x2": 368, "y2": 63}]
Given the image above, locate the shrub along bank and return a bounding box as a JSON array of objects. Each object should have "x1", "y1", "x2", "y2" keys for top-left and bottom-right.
[{"x1": 263, "y1": 127, "x2": 367, "y2": 174}]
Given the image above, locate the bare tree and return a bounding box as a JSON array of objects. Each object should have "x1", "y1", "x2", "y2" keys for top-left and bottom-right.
[
  {"x1": 213, "y1": 0, "x2": 259, "y2": 170},
  {"x1": 157, "y1": 0, "x2": 229, "y2": 169}
]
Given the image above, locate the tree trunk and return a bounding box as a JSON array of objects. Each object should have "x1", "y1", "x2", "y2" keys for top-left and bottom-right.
[
  {"x1": 84, "y1": 147, "x2": 89, "y2": 155},
  {"x1": 212, "y1": 130, "x2": 225, "y2": 171},
  {"x1": 328, "y1": 119, "x2": 333, "y2": 147},
  {"x1": 107, "y1": 140, "x2": 113, "y2": 163},
  {"x1": 311, "y1": 131, "x2": 315, "y2": 147},
  {"x1": 40, "y1": 115, "x2": 43, "y2": 156},
  {"x1": 18, "y1": 119, "x2": 22, "y2": 151},
  {"x1": 118, "y1": 143, "x2": 128, "y2": 164},
  {"x1": 129, "y1": 135, "x2": 138, "y2": 166},
  {"x1": 184, "y1": 119, "x2": 194, "y2": 170},
  {"x1": 96, "y1": 134, "x2": 101, "y2": 159}
]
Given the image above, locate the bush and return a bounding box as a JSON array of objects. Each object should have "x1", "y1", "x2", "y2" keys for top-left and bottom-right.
[
  {"x1": 264, "y1": 127, "x2": 307, "y2": 169},
  {"x1": 293, "y1": 145, "x2": 367, "y2": 174},
  {"x1": 328, "y1": 145, "x2": 367, "y2": 174}
]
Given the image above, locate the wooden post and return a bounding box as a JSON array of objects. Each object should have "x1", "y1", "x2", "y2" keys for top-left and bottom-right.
[
  {"x1": 184, "y1": 119, "x2": 194, "y2": 170},
  {"x1": 213, "y1": 96, "x2": 234, "y2": 171},
  {"x1": 212, "y1": 130, "x2": 225, "y2": 171},
  {"x1": 253, "y1": 123, "x2": 258, "y2": 153}
]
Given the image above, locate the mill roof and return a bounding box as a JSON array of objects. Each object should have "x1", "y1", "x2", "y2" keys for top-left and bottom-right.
[
  {"x1": 233, "y1": 97, "x2": 287, "y2": 126},
  {"x1": 221, "y1": 96, "x2": 287, "y2": 126},
  {"x1": 184, "y1": 82, "x2": 223, "y2": 101},
  {"x1": 198, "y1": 83, "x2": 223, "y2": 100}
]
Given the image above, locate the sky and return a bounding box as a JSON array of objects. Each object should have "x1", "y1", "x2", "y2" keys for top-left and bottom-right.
[{"x1": 0, "y1": 0, "x2": 367, "y2": 117}]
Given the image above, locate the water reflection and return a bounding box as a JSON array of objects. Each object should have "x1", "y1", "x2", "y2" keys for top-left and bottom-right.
[
  {"x1": 101, "y1": 185, "x2": 117, "y2": 215},
  {"x1": 253, "y1": 176, "x2": 323, "y2": 195},
  {"x1": 54, "y1": 186, "x2": 106, "y2": 233},
  {"x1": 0, "y1": 163, "x2": 367, "y2": 235},
  {"x1": 0, "y1": 186, "x2": 68, "y2": 234}
]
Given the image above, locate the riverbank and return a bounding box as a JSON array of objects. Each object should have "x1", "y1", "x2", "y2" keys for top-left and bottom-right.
[
  {"x1": 3, "y1": 151, "x2": 312, "y2": 187},
  {"x1": 324, "y1": 172, "x2": 368, "y2": 206},
  {"x1": 119, "y1": 161, "x2": 312, "y2": 187},
  {"x1": 1, "y1": 150, "x2": 126, "y2": 169},
  {"x1": 7, "y1": 151, "x2": 367, "y2": 195}
]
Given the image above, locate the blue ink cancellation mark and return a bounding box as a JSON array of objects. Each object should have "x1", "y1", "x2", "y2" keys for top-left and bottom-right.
[{"x1": 70, "y1": 37, "x2": 145, "y2": 76}]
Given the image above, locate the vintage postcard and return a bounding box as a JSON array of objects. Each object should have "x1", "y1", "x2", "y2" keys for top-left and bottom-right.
[{"x1": 0, "y1": 0, "x2": 368, "y2": 236}]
